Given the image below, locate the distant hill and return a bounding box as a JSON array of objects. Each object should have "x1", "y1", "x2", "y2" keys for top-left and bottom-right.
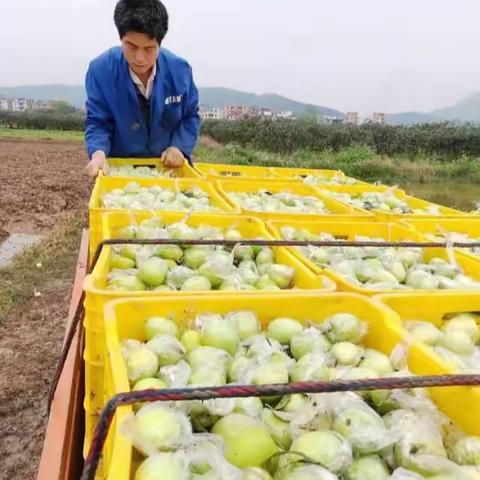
[
  {"x1": 0, "y1": 84, "x2": 344, "y2": 118},
  {"x1": 387, "y1": 111, "x2": 436, "y2": 125},
  {"x1": 387, "y1": 93, "x2": 480, "y2": 125},
  {"x1": 429, "y1": 93, "x2": 480, "y2": 123},
  {"x1": 199, "y1": 87, "x2": 344, "y2": 118}
]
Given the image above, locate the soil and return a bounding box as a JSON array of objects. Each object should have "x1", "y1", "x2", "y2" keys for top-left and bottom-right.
[
  {"x1": 0, "y1": 284, "x2": 72, "y2": 479},
  {"x1": 197, "y1": 135, "x2": 223, "y2": 151},
  {"x1": 0, "y1": 139, "x2": 91, "y2": 479},
  {"x1": 0, "y1": 138, "x2": 92, "y2": 234}
]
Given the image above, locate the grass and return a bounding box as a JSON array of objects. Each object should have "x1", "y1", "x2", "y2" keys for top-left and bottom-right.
[
  {"x1": 0, "y1": 127, "x2": 84, "y2": 142},
  {"x1": 194, "y1": 142, "x2": 480, "y2": 185},
  {"x1": 0, "y1": 211, "x2": 87, "y2": 323}
]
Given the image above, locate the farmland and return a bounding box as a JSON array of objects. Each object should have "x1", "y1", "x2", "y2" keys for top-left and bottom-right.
[{"x1": 0, "y1": 137, "x2": 89, "y2": 479}]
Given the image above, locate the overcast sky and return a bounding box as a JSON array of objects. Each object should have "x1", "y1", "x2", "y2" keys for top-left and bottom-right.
[{"x1": 1, "y1": 0, "x2": 479, "y2": 113}]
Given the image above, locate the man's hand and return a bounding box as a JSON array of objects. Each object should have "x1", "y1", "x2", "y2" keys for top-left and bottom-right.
[
  {"x1": 85, "y1": 150, "x2": 109, "y2": 177},
  {"x1": 161, "y1": 147, "x2": 185, "y2": 168}
]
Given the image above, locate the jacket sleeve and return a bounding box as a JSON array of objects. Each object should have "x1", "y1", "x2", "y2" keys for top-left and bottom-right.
[
  {"x1": 169, "y1": 66, "x2": 201, "y2": 164},
  {"x1": 85, "y1": 63, "x2": 114, "y2": 158}
]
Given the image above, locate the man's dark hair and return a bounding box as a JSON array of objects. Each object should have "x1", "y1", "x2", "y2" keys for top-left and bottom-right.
[{"x1": 114, "y1": 0, "x2": 169, "y2": 44}]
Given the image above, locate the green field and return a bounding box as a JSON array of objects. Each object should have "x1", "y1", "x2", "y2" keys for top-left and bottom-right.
[
  {"x1": 0, "y1": 128, "x2": 84, "y2": 141},
  {"x1": 195, "y1": 142, "x2": 480, "y2": 185}
]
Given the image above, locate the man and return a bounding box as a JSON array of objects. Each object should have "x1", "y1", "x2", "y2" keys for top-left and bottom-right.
[{"x1": 85, "y1": 0, "x2": 200, "y2": 177}]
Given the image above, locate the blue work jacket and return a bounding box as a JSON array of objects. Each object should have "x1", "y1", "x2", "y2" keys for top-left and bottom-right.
[{"x1": 85, "y1": 47, "x2": 200, "y2": 163}]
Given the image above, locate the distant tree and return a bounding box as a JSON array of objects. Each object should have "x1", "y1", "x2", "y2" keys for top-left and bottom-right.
[
  {"x1": 201, "y1": 118, "x2": 480, "y2": 159},
  {"x1": 50, "y1": 100, "x2": 76, "y2": 114},
  {"x1": 300, "y1": 112, "x2": 319, "y2": 122}
]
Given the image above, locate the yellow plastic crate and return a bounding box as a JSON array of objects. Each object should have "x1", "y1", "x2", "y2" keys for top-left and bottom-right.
[
  {"x1": 90, "y1": 212, "x2": 266, "y2": 260},
  {"x1": 102, "y1": 293, "x2": 401, "y2": 480},
  {"x1": 90, "y1": 208, "x2": 255, "y2": 259},
  {"x1": 316, "y1": 185, "x2": 463, "y2": 220},
  {"x1": 84, "y1": 411, "x2": 106, "y2": 480},
  {"x1": 83, "y1": 351, "x2": 121, "y2": 479},
  {"x1": 403, "y1": 217, "x2": 480, "y2": 262},
  {"x1": 375, "y1": 291, "x2": 480, "y2": 426},
  {"x1": 99, "y1": 293, "x2": 479, "y2": 480},
  {"x1": 83, "y1": 356, "x2": 108, "y2": 466},
  {"x1": 101, "y1": 211, "x2": 268, "y2": 237},
  {"x1": 88, "y1": 176, "x2": 237, "y2": 257},
  {"x1": 267, "y1": 218, "x2": 480, "y2": 296},
  {"x1": 83, "y1": 353, "x2": 121, "y2": 476},
  {"x1": 270, "y1": 167, "x2": 367, "y2": 186},
  {"x1": 214, "y1": 178, "x2": 372, "y2": 221},
  {"x1": 194, "y1": 162, "x2": 277, "y2": 180},
  {"x1": 84, "y1": 249, "x2": 334, "y2": 367},
  {"x1": 83, "y1": 214, "x2": 335, "y2": 412},
  {"x1": 84, "y1": 354, "x2": 106, "y2": 414},
  {"x1": 396, "y1": 194, "x2": 464, "y2": 218},
  {"x1": 104, "y1": 157, "x2": 201, "y2": 179}
]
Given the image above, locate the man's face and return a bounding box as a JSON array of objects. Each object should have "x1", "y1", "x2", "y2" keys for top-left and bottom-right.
[{"x1": 121, "y1": 32, "x2": 159, "y2": 76}]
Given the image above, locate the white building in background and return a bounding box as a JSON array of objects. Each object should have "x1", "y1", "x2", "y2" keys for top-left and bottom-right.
[
  {"x1": 324, "y1": 115, "x2": 344, "y2": 124},
  {"x1": 277, "y1": 111, "x2": 296, "y2": 119},
  {"x1": 372, "y1": 112, "x2": 386, "y2": 124},
  {"x1": 223, "y1": 106, "x2": 242, "y2": 120},
  {"x1": 223, "y1": 105, "x2": 258, "y2": 121},
  {"x1": 32, "y1": 100, "x2": 53, "y2": 110},
  {"x1": 10, "y1": 98, "x2": 21, "y2": 111},
  {"x1": 0, "y1": 97, "x2": 8, "y2": 111},
  {"x1": 243, "y1": 106, "x2": 258, "y2": 118},
  {"x1": 200, "y1": 107, "x2": 223, "y2": 120},
  {"x1": 259, "y1": 108, "x2": 274, "y2": 118},
  {"x1": 200, "y1": 105, "x2": 299, "y2": 121},
  {"x1": 11, "y1": 98, "x2": 29, "y2": 112},
  {"x1": 345, "y1": 112, "x2": 359, "y2": 125},
  {"x1": 0, "y1": 97, "x2": 54, "y2": 112}
]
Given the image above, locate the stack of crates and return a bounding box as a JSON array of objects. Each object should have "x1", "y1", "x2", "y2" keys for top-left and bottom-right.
[{"x1": 83, "y1": 158, "x2": 480, "y2": 479}]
